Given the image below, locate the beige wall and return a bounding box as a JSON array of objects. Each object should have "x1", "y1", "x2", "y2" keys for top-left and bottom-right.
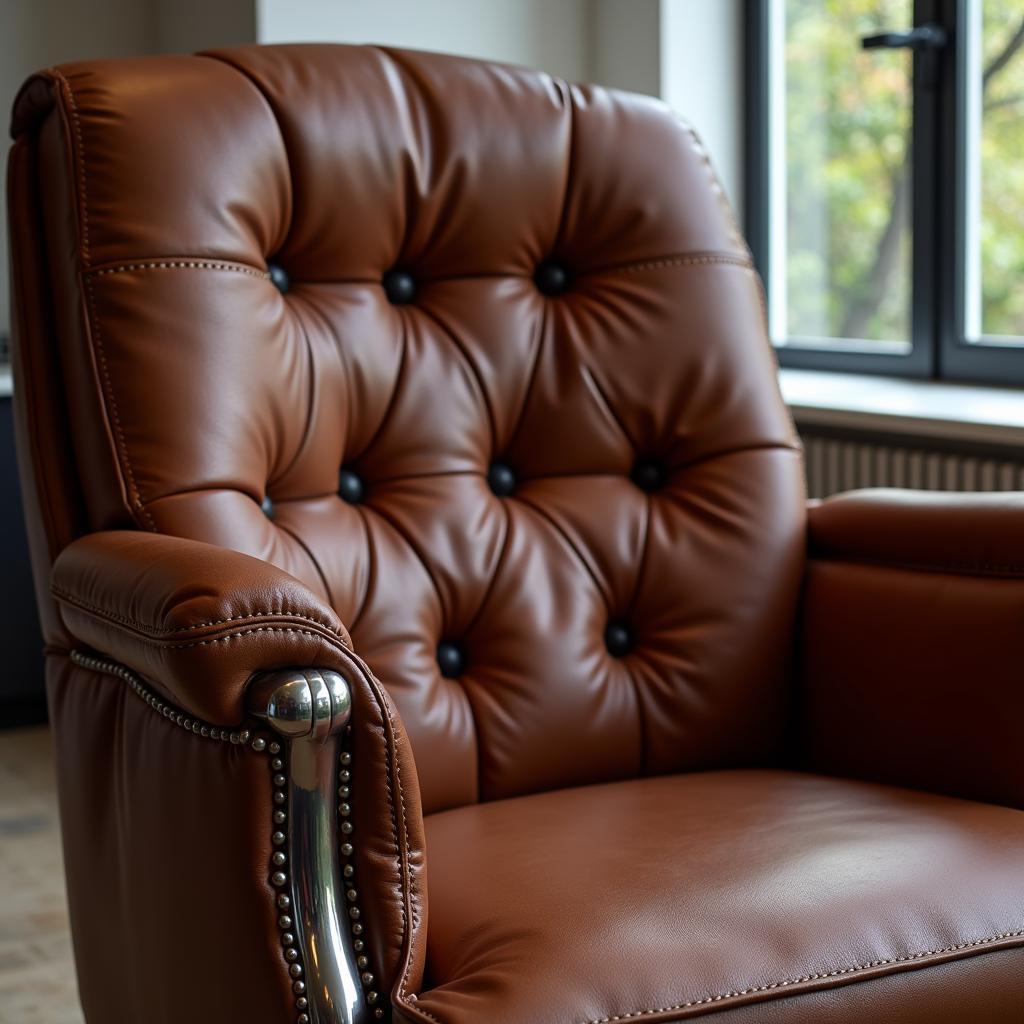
[
  {"x1": 1, "y1": 0, "x2": 746, "y2": 342},
  {"x1": 255, "y1": 0, "x2": 590, "y2": 82},
  {"x1": 1, "y1": 0, "x2": 157, "y2": 345},
  {"x1": 661, "y1": 0, "x2": 745, "y2": 223}
]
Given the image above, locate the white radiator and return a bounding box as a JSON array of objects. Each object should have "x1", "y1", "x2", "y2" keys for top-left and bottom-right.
[{"x1": 799, "y1": 431, "x2": 1024, "y2": 500}]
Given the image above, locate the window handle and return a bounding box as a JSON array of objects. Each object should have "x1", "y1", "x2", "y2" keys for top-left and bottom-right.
[{"x1": 861, "y1": 24, "x2": 947, "y2": 50}]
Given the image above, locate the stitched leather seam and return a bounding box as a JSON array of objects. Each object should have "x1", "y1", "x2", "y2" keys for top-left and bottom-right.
[
  {"x1": 812, "y1": 556, "x2": 1024, "y2": 581},
  {"x1": 52, "y1": 71, "x2": 89, "y2": 261},
  {"x1": 51, "y1": 586, "x2": 350, "y2": 642},
  {"x1": 86, "y1": 259, "x2": 271, "y2": 279},
  {"x1": 583, "y1": 930, "x2": 1024, "y2": 1023},
  {"x1": 167, "y1": 625, "x2": 346, "y2": 649},
  {"x1": 55, "y1": 597, "x2": 350, "y2": 653},
  {"x1": 84, "y1": 250, "x2": 157, "y2": 530},
  {"x1": 55, "y1": 70, "x2": 156, "y2": 531},
  {"x1": 614, "y1": 254, "x2": 753, "y2": 275}
]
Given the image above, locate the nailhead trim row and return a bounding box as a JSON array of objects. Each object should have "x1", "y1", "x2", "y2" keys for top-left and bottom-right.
[
  {"x1": 266, "y1": 742, "x2": 315, "y2": 1024},
  {"x1": 70, "y1": 650, "x2": 383, "y2": 1018},
  {"x1": 338, "y1": 736, "x2": 386, "y2": 1019},
  {"x1": 69, "y1": 649, "x2": 262, "y2": 746}
]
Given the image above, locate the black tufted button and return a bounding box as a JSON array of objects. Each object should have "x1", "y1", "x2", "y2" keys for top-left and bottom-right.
[
  {"x1": 604, "y1": 620, "x2": 633, "y2": 658},
  {"x1": 338, "y1": 468, "x2": 364, "y2": 505},
  {"x1": 534, "y1": 260, "x2": 570, "y2": 296},
  {"x1": 487, "y1": 462, "x2": 516, "y2": 497},
  {"x1": 268, "y1": 263, "x2": 290, "y2": 294},
  {"x1": 260, "y1": 494, "x2": 274, "y2": 519},
  {"x1": 382, "y1": 269, "x2": 416, "y2": 304},
  {"x1": 631, "y1": 458, "x2": 668, "y2": 493},
  {"x1": 437, "y1": 642, "x2": 464, "y2": 678}
]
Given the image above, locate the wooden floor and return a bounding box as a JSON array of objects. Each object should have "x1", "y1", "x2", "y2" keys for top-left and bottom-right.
[{"x1": 0, "y1": 727, "x2": 83, "y2": 1023}]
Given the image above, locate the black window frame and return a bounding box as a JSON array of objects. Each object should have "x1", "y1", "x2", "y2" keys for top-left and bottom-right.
[{"x1": 745, "y1": 0, "x2": 1024, "y2": 386}]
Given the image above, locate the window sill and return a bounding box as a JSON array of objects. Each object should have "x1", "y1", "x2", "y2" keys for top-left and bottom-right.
[{"x1": 778, "y1": 368, "x2": 1024, "y2": 447}]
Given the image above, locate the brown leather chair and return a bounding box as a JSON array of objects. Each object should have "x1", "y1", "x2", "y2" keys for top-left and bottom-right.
[{"x1": 8, "y1": 44, "x2": 1024, "y2": 1024}]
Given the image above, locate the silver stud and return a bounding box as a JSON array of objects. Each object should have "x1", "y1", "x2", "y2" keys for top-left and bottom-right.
[
  {"x1": 289, "y1": 963, "x2": 303, "y2": 978},
  {"x1": 269, "y1": 741, "x2": 281, "y2": 754},
  {"x1": 343, "y1": 864, "x2": 354, "y2": 879},
  {"x1": 274, "y1": 811, "x2": 286, "y2": 825},
  {"x1": 293, "y1": 981, "x2": 305, "y2": 995},
  {"x1": 277, "y1": 895, "x2": 291, "y2": 910},
  {"x1": 285, "y1": 947, "x2": 299, "y2": 962},
  {"x1": 230, "y1": 732, "x2": 240, "y2": 744},
  {"x1": 341, "y1": 842, "x2": 353, "y2": 857},
  {"x1": 346, "y1": 888, "x2": 358, "y2": 902},
  {"x1": 296, "y1": 997, "x2": 308, "y2": 1010},
  {"x1": 201, "y1": 726, "x2": 210, "y2": 737},
  {"x1": 239, "y1": 730, "x2": 251, "y2": 744},
  {"x1": 273, "y1": 773, "x2": 287, "y2": 787},
  {"x1": 367, "y1": 990, "x2": 378, "y2": 1004},
  {"x1": 252, "y1": 737, "x2": 266, "y2": 752},
  {"x1": 349, "y1": 906, "x2": 360, "y2": 919},
  {"x1": 281, "y1": 932, "x2": 295, "y2": 947},
  {"x1": 298, "y1": 1015, "x2": 309, "y2": 1024},
  {"x1": 339, "y1": 802, "x2": 351, "y2": 816},
  {"x1": 192, "y1": 722, "x2": 200, "y2": 734},
  {"x1": 271, "y1": 758, "x2": 283, "y2": 770},
  {"x1": 341, "y1": 820, "x2": 353, "y2": 834},
  {"x1": 272, "y1": 851, "x2": 287, "y2": 866},
  {"x1": 357, "y1": 955, "x2": 369, "y2": 969},
  {"x1": 352, "y1": 922, "x2": 363, "y2": 935},
  {"x1": 353, "y1": 939, "x2": 364, "y2": 952},
  {"x1": 339, "y1": 769, "x2": 351, "y2": 782},
  {"x1": 375, "y1": 1009, "x2": 384, "y2": 1020},
  {"x1": 182, "y1": 718, "x2": 192, "y2": 731},
  {"x1": 278, "y1": 915, "x2": 293, "y2": 930},
  {"x1": 361, "y1": 972, "x2": 374, "y2": 986},
  {"x1": 339, "y1": 785, "x2": 350, "y2": 798},
  {"x1": 273, "y1": 831, "x2": 286, "y2": 846},
  {"x1": 274, "y1": 791, "x2": 286, "y2": 805},
  {"x1": 272, "y1": 871, "x2": 288, "y2": 887},
  {"x1": 340, "y1": 752, "x2": 352, "y2": 766}
]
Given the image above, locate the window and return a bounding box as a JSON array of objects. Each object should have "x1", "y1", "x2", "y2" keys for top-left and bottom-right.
[{"x1": 746, "y1": 0, "x2": 1024, "y2": 383}]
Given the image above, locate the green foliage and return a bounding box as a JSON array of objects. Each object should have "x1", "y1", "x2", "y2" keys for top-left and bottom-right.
[
  {"x1": 980, "y1": 2, "x2": 1024, "y2": 337},
  {"x1": 782, "y1": 0, "x2": 1024, "y2": 342}
]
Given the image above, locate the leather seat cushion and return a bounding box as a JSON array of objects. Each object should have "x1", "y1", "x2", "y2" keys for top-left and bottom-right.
[{"x1": 403, "y1": 771, "x2": 1024, "y2": 1023}]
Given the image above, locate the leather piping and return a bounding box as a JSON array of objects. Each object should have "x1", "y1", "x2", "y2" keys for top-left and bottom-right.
[
  {"x1": 50, "y1": 585, "x2": 351, "y2": 645},
  {"x1": 85, "y1": 258, "x2": 270, "y2": 279},
  {"x1": 810, "y1": 556, "x2": 1024, "y2": 581},
  {"x1": 583, "y1": 930, "x2": 1024, "y2": 1023}
]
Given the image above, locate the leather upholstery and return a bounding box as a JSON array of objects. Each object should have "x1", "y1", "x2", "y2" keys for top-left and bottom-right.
[
  {"x1": 13, "y1": 45, "x2": 805, "y2": 818},
  {"x1": 408, "y1": 771, "x2": 1024, "y2": 1023},
  {"x1": 8, "y1": 42, "x2": 1023, "y2": 1024},
  {"x1": 801, "y1": 490, "x2": 1024, "y2": 809},
  {"x1": 52, "y1": 530, "x2": 354, "y2": 722}
]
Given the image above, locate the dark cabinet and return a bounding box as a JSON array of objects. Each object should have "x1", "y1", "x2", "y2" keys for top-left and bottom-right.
[{"x1": 0, "y1": 390, "x2": 46, "y2": 725}]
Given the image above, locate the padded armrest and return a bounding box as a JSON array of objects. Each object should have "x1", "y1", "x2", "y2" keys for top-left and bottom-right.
[
  {"x1": 808, "y1": 489, "x2": 1024, "y2": 576},
  {"x1": 800, "y1": 489, "x2": 1024, "y2": 809},
  {"x1": 51, "y1": 530, "x2": 353, "y2": 723},
  {"x1": 53, "y1": 530, "x2": 429, "y2": 1004}
]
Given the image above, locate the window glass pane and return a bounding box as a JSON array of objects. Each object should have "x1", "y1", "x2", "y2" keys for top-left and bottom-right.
[
  {"x1": 772, "y1": 0, "x2": 913, "y2": 351},
  {"x1": 965, "y1": 1, "x2": 1024, "y2": 343}
]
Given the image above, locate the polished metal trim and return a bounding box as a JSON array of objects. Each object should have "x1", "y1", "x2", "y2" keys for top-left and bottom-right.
[{"x1": 249, "y1": 668, "x2": 375, "y2": 1024}]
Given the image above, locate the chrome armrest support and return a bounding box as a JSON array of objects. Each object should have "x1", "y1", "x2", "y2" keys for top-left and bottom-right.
[{"x1": 248, "y1": 669, "x2": 376, "y2": 1024}]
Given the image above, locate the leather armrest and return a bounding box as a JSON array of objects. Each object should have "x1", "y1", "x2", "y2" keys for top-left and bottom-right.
[
  {"x1": 808, "y1": 488, "x2": 1024, "y2": 576},
  {"x1": 52, "y1": 530, "x2": 429, "y2": 1004},
  {"x1": 800, "y1": 489, "x2": 1024, "y2": 809},
  {"x1": 51, "y1": 530, "x2": 353, "y2": 723}
]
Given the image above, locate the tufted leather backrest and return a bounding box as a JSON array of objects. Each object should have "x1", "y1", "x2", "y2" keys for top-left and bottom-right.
[{"x1": 12, "y1": 45, "x2": 804, "y2": 813}]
